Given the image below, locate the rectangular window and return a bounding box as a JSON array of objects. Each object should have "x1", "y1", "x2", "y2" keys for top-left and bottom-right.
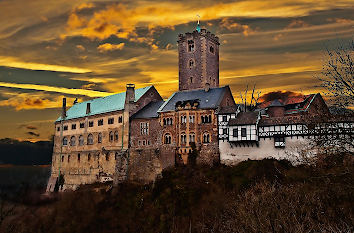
[
  {"x1": 274, "y1": 136, "x2": 285, "y2": 147},
  {"x1": 118, "y1": 116, "x2": 123, "y2": 123},
  {"x1": 108, "y1": 118, "x2": 114, "y2": 124},
  {"x1": 202, "y1": 115, "x2": 212, "y2": 124},
  {"x1": 223, "y1": 128, "x2": 228, "y2": 135},
  {"x1": 98, "y1": 119, "x2": 103, "y2": 126},
  {"x1": 189, "y1": 115, "x2": 195, "y2": 123},
  {"x1": 223, "y1": 115, "x2": 227, "y2": 122},
  {"x1": 80, "y1": 122, "x2": 85, "y2": 128},
  {"x1": 71, "y1": 124, "x2": 76, "y2": 130},
  {"x1": 57, "y1": 127, "x2": 60, "y2": 132},
  {"x1": 181, "y1": 115, "x2": 187, "y2": 124},
  {"x1": 140, "y1": 122, "x2": 149, "y2": 135},
  {"x1": 188, "y1": 40, "x2": 194, "y2": 52},
  {"x1": 89, "y1": 121, "x2": 94, "y2": 127},
  {"x1": 63, "y1": 125, "x2": 68, "y2": 131},
  {"x1": 233, "y1": 128, "x2": 238, "y2": 137},
  {"x1": 241, "y1": 128, "x2": 246, "y2": 137}
]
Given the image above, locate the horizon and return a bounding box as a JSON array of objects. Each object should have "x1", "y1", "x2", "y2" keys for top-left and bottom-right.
[{"x1": 0, "y1": 0, "x2": 353, "y2": 141}]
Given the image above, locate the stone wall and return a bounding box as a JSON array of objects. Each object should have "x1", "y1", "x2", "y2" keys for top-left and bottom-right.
[{"x1": 219, "y1": 137, "x2": 315, "y2": 165}]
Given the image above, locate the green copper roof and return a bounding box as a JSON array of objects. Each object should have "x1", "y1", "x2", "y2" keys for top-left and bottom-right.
[
  {"x1": 56, "y1": 86, "x2": 152, "y2": 122},
  {"x1": 196, "y1": 23, "x2": 201, "y2": 32}
]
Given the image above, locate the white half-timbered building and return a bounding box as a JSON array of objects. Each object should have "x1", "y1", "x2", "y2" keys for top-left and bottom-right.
[{"x1": 219, "y1": 94, "x2": 354, "y2": 165}]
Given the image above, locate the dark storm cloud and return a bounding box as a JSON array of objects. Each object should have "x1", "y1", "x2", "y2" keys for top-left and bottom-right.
[
  {"x1": 26, "y1": 131, "x2": 40, "y2": 137},
  {"x1": 259, "y1": 91, "x2": 304, "y2": 102}
]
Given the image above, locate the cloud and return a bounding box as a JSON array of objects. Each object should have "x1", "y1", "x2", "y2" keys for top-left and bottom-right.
[
  {"x1": 97, "y1": 43, "x2": 125, "y2": 52},
  {"x1": 327, "y1": 18, "x2": 353, "y2": 24},
  {"x1": 259, "y1": 91, "x2": 304, "y2": 102},
  {"x1": 285, "y1": 19, "x2": 310, "y2": 29},
  {"x1": 219, "y1": 18, "x2": 254, "y2": 36},
  {"x1": 0, "y1": 56, "x2": 91, "y2": 73},
  {"x1": 0, "y1": 82, "x2": 112, "y2": 97},
  {"x1": 27, "y1": 131, "x2": 40, "y2": 137},
  {"x1": 26, "y1": 125, "x2": 37, "y2": 130},
  {"x1": 76, "y1": 44, "x2": 85, "y2": 51}
]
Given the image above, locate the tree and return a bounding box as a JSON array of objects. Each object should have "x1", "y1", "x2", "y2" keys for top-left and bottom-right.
[{"x1": 317, "y1": 40, "x2": 354, "y2": 109}]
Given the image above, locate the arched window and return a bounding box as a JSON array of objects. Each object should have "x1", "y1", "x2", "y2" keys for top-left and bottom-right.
[
  {"x1": 98, "y1": 133, "x2": 102, "y2": 143},
  {"x1": 164, "y1": 133, "x2": 171, "y2": 144},
  {"x1": 210, "y1": 46, "x2": 214, "y2": 54},
  {"x1": 88, "y1": 153, "x2": 91, "y2": 161},
  {"x1": 114, "y1": 131, "x2": 119, "y2": 141},
  {"x1": 189, "y1": 59, "x2": 194, "y2": 68},
  {"x1": 61, "y1": 155, "x2": 64, "y2": 162},
  {"x1": 70, "y1": 136, "x2": 76, "y2": 146},
  {"x1": 106, "y1": 153, "x2": 110, "y2": 161},
  {"x1": 203, "y1": 133, "x2": 210, "y2": 143},
  {"x1": 189, "y1": 133, "x2": 195, "y2": 143},
  {"x1": 79, "y1": 135, "x2": 84, "y2": 146},
  {"x1": 87, "y1": 134, "x2": 93, "y2": 145},
  {"x1": 62, "y1": 137, "x2": 68, "y2": 146},
  {"x1": 109, "y1": 131, "x2": 114, "y2": 142},
  {"x1": 78, "y1": 153, "x2": 80, "y2": 162},
  {"x1": 190, "y1": 77, "x2": 193, "y2": 84},
  {"x1": 68, "y1": 154, "x2": 71, "y2": 163},
  {"x1": 181, "y1": 133, "x2": 186, "y2": 144}
]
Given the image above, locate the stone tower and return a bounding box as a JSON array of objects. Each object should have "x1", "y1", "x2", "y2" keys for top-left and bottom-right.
[{"x1": 178, "y1": 27, "x2": 220, "y2": 91}]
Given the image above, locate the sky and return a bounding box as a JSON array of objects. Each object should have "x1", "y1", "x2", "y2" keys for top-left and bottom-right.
[{"x1": 0, "y1": 0, "x2": 353, "y2": 141}]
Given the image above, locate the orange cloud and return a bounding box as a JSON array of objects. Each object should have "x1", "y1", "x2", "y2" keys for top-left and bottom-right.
[
  {"x1": 285, "y1": 19, "x2": 310, "y2": 29},
  {"x1": 76, "y1": 44, "x2": 85, "y2": 51},
  {"x1": 220, "y1": 18, "x2": 254, "y2": 36},
  {"x1": 0, "y1": 56, "x2": 91, "y2": 73},
  {"x1": 327, "y1": 18, "x2": 353, "y2": 24},
  {"x1": 0, "y1": 82, "x2": 113, "y2": 97},
  {"x1": 97, "y1": 43, "x2": 125, "y2": 52}
]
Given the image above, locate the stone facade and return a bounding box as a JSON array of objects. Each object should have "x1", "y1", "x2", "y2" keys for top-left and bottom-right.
[{"x1": 178, "y1": 28, "x2": 219, "y2": 91}]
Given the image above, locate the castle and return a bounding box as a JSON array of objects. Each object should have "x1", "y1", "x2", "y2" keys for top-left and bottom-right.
[{"x1": 46, "y1": 26, "x2": 353, "y2": 191}]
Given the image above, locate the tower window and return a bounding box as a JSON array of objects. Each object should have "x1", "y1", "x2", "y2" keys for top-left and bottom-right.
[
  {"x1": 189, "y1": 59, "x2": 194, "y2": 68},
  {"x1": 209, "y1": 46, "x2": 214, "y2": 54},
  {"x1": 188, "y1": 40, "x2": 194, "y2": 52}
]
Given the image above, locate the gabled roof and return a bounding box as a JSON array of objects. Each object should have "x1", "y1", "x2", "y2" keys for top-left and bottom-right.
[
  {"x1": 269, "y1": 99, "x2": 284, "y2": 107},
  {"x1": 228, "y1": 112, "x2": 259, "y2": 126},
  {"x1": 158, "y1": 86, "x2": 228, "y2": 113},
  {"x1": 57, "y1": 86, "x2": 153, "y2": 121},
  {"x1": 132, "y1": 100, "x2": 165, "y2": 119}
]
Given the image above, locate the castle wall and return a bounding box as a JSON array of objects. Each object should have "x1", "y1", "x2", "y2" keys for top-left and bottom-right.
[
  {"x1": 160, "y1": 108, "x2": 219, "y2": 165},
  {"x1": 219, "y1": 137, "x2": 314, "y2": 165}
]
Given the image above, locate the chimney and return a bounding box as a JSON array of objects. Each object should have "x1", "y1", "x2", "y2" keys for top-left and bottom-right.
[
  {"x1": 125, "y1": 84, "x2": 135, "y2": 104},
  {"x1": 62, "y1": 98, "x2": 66, "y2": 119},
  {"x1": 205, "y1": 83, "x2": 210, "y2": 92},
  {"x1": 86, "y1": 103, "x2": 91, "y2": 114}
]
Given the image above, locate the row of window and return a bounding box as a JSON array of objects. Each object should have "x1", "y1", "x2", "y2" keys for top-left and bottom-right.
[
  {"x1": 187, "y1": 40, "x2": 215, "y2": 54},
  {"x1": 232, "y1": 128, "x2": 247, "y2": 137},
  {"x1": 57, "y1": 117, "x2": 123, "y2": 132},
  {"x1": 62, "y1": 131, "x2": 119, "y2": 146},
  {"x1": 138, "y1": 140, "x2": 151, "y2": 146},
  {"x1": 60, "y1": 152, "x2": 120, "y2": 163},
  {"x1": 164, "y1": 132, "x2": 210, "y2": 144},
  {"x1": 163, "y1": 115, "x2": 211, "y2": 126}
]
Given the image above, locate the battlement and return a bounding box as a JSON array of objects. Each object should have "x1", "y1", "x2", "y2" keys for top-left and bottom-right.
[{"x1": 178, "y1": 28, "x2": 219, "y2": 45}]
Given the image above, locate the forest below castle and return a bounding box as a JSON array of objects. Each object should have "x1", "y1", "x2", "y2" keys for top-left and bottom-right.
[{"x1": 0, "y1": 152, "x2": 352, "y2": 233}]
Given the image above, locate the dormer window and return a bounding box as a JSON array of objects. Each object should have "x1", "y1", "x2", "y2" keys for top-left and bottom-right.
[{"x1": 188, "y1": 40, "x2": 194, "y2": 52}]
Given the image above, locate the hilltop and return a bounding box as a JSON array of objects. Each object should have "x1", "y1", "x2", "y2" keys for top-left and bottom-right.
[{"x1": 1, "y1": 153, "x2": 353, "y2": 233}]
